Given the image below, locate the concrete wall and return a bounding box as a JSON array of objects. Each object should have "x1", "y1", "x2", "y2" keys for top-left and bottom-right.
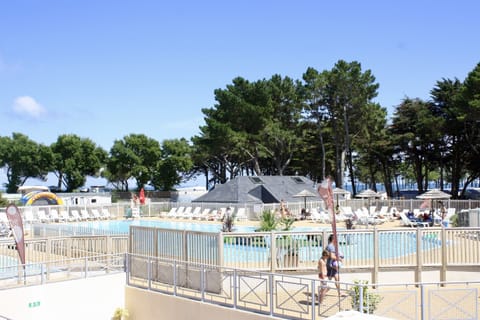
[
  {"x1": 0, "y1": 274, "x2": 125, "y2": 320},
  {"x1": 125, "y1": 286, "x2": 283, "y2": 320}
]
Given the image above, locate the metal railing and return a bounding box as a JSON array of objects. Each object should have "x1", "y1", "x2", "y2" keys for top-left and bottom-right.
[
  {"x1": 1, "y1": 249, "x2": 478, "y2": 319},
  {"x1": 0, "y1": 253, "x2": 125, "y2": 289},
  {"x1": 0, "y1": 235, "x2": 128, "y2": 276},
  {"x1": 2, "y1": 225, "x2": 479, "y2": 286},
  {"x1": 128, "y1": 226, "x2": 480, "y2": 283},
  {"x1": 126, "y1": 253, "x2": 480, "y2": 320}
]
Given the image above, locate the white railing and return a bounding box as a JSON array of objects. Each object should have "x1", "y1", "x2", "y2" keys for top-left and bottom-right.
[
  {"x1": 0, "y1": 235, "x2": 128, "y2": 275},
  {"x1": 128, "y1": 226, "x2": 480, "y2": 284},
  {"x1": 0, "y1": 253, "x2": 125, "y2": 289},
  {"x1": 126, "y1": 253, "x2": 480, "y2": 320}
]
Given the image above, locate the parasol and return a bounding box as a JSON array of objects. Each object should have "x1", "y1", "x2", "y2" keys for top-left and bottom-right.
[
  {"x1": 293, "y1": 189, "x2": 318, "y2": 209},
  {"x1": 356, "y1": 189, "x2": 380, "y2": 198},
  {"x1": 416, "y1": 189, "x2": 451, "y2": 213},
  {"x1": 333, "y1": 187, "x2": 350, "y2": 208},
  {"x1": 356, "y1": 189, "x2": 380, "y2": 208},
  {"x1": 416, "y1": 189, "x2": 452, "y2": 200}
]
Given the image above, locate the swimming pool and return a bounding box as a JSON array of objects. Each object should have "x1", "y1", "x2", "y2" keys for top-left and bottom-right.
[
  {"x1": 33, "y1": 220, "x2": 445, "y2": 262},
  {"x1": 60, "y1": 220, "x2": 256, "y2": 235},
  {"x1": 0, "y1": 255, "x2": 47, "y2": 279},
  {"x1": 43, "y1": 219, "x2": 333, "y2": 236}
]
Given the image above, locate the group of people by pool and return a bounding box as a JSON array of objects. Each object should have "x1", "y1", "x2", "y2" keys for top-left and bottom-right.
[
  {"x1": 273, "y1": 200, "x2": 313, "y2": 221},
  {"x1": 406, "y1": 210, "x2": 433, "y2": 225}
]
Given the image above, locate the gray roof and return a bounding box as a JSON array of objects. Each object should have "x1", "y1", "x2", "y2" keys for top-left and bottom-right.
[{"x1": 192, "y1": 176, "x2": 321, "y2": 204}]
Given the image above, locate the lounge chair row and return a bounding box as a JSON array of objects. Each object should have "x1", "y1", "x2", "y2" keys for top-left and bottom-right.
[
  {"x1": 304, "y1": 206, "x2": 398, "y2": 225},
  {"x1": 399, "y1": 207, "x2": 456, "y2": 227},
  {"x1": 23, "y1": 208, "x2": 113, "y2": 223},
  {"x1": 163, "y1": 206, "x2": 248, "y2": 221}
]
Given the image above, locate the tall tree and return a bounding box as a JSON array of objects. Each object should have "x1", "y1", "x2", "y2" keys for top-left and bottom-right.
[
  {"x1": 458, "y1": 62, "x2": 480, "y2": 194},
  {"x1": 194, "y1": 75, "x2": 303, "y2": 183},
  {"x1": 353, "y1": 103, "x2": 393, "y2": 195},
  {"x1": 0, "y1": 133, "x2": 53, "y2": 193},
  {"x1": 258, "y1": 75, "x2": 303, "y2": 175},
  {"x1": 51, "y1": 134, "x2": 107, "y2": 192},
  {"x1": 302, "y1": 67, "x2": 330, "y2": 181},
  {"x1": 151, "y1": 138, "x2": 194, "y2": 190},
  {"x1": 390, "y1": 98, "x2": 444, "y2": 193},
  {"x1": 321, "y1": 60, "x2": 379, "y2": 193},
  {"x1": 430, "y1": 78, "x2": 465, "y2": 197},
  {"x1": 105, "y1": 134, "x2": 161, "y2": 191}
]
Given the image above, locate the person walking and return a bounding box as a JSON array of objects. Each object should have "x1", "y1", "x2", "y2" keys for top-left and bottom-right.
[
  {"x1": 317, "y1": 249, "x2": 330, "y2": 304},
  {"x1": 326, "y1": 234, "x2": 344, "y2": 293}
]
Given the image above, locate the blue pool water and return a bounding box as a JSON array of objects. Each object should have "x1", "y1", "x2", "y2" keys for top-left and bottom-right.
[
  {"x1": 0, "y1": 255, "x2": 46, "y2": 279},
  {"x1": 63, "y1": 220, "x2": 333, "y2": 235},
  {"x1": 70, "y1": 219, "x2": 257, "y2": 234}
]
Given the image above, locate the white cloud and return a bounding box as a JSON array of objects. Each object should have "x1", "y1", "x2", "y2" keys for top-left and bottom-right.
[{"x1": 12, "y1": 96, "x2": 47, "y2": 118}]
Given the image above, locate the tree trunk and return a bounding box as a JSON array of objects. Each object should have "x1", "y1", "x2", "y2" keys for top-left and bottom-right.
[
  {"x1": 319, "y1": 126, "x2": 326, "y2": 180},
  {"x1": 332, "y1": 118, "x2": 344, "y2": 188},
  {"x1": 344, "y1": 105, "x2": 356, "y2": 195}
]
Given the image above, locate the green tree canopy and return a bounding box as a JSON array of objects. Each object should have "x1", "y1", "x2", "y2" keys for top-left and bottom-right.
[
  {"x1": 105, "y1": 134, "x2": 161, "y2": 191},
  {"x1": 51, "y1": 134, "x2": 107, "y2": 192},
  {"x1": 390, "y1": 98, "x2": 444, "y2": 193},
  {"x1": 151, "y1": 138, "x2": 194, "y2": 191},
  {"x1": 0, "y1": 133, "x2": 53, "y2": 193}
]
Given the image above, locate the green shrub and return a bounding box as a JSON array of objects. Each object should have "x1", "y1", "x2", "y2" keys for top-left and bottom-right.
[
  {"x1": 256, "y1": 210, "x2": 278, "y2": 231},
  {"x1": 350, "y1": 280, "x2": 382, "y2": 313},
  {"x1": 0, "y1": 193, "x2": 9, "y2": 207},
  {"x1": 110, "y1": 191, "x2": 120, "y2": 203},
  {"x1": 450, "y1": 214, "x2": 458, "y2": 227},
  {"x1": 279, "y1": 216, "x2": 295, "y2": 231},
  {"x1": 111, "y1": 307, "x2": 129, "y2": 320}
]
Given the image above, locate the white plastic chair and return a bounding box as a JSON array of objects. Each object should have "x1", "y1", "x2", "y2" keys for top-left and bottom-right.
[{"x1": 236, "y1": 208, "x2": 248, "y2": 221}]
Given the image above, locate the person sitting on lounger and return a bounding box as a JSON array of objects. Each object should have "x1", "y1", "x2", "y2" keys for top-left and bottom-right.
[{"x1": 407, "y1": 211, "x2": 416, "y2": 221}]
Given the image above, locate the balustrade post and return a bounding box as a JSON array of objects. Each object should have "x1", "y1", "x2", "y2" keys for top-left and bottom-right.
[
  {"x1": 415, "y1": 228, "x2": 423, "y2": 284},
  {"x1": 270, "y1": 231, "x2": 276, "y2": 273},
  {"x1": 218, "y1": 232, "x2": 224, "y2": 268},
  {"x1": 440, "y1": 227, "x2": 447, "y2": 284},
  {"x1": 46, "y1": 238, "x2": 51, "y2": 281},
  {"x1": 372, "y1": 229, "x2": 379, "y2": 285}
]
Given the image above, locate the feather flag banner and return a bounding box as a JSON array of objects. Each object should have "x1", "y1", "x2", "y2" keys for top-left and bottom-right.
[
  {"x1": 317, "y1": 177, "x2": 339, "y2": 256},
  {"x1": 5, "y1": 204, "x2": 26, "y2": 266}
]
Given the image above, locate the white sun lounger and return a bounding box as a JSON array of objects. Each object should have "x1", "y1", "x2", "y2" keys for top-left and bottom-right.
[
  {"x1": 91, "y1": 209, "x2": 103, "y2": 220},
  {"x1": 37, "y1": 210, "x2": 52, "y2": 223},
  {"x1": 101, "y1": 208, "x2": 112, "y2": 219},
  {"x1": 399, "y1": 210, "x2": 429, "y2": 227},
  {"x1": 80, "y1": 209, "x2": 92, "y2": 220},
  {"x1": 197, "y1": 208, "x2": 211, "y2": 220},
  {"x1": 236, "y1": 208, "x2": 247, "y2": 221},
  {"x1": 190, "y1": 207, "x2": 202, "y2": 219},
  {"x1": 310, "y1": 208, "x2": 330, "y2": 223},
  {"x1": 179, "y1": 207, "x2": 193, "y2": 219},
  {"x1": 70, "y1": 210, "x2": 82, "y2": 221},
  {"x1": 174, "y1": 207, "x2": 185, "y2": 218},
  {"x1": 23, "y1": 209, "x2": 38, "y2": 224},
  {"x1": 166, "y1": 207, "x2": 177, "y2": 218},
  {"x1": 49, "y1": 209, "x2": 61, "y2": 222},
  {"x1": 60, "y1": 209, "x2": 74, "y2": 222},
  {"x1": 340, "y1": 206, "x2": 354, "y2": 218}
]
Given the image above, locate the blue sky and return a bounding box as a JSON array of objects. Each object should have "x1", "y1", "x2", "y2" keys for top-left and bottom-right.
[{"x1": 1, "y1": 1, "x2": 479, "y2": 188}]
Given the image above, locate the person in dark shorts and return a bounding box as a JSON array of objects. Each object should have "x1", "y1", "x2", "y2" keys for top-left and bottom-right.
[{"x1": 325, "y1": 234, "x2": 344, "y2": 292}]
